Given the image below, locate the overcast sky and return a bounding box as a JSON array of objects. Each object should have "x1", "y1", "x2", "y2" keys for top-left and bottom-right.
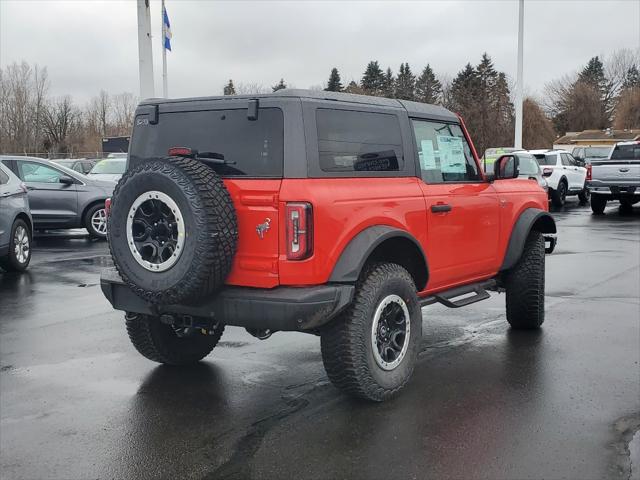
[{"x1": 1, "y1": 0, "x2": 639, "y2": 102}]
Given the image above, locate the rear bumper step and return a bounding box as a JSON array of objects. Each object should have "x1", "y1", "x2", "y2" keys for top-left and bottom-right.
[{"x1": 101, "y1": 268, "x2": 354, "y2": 332}]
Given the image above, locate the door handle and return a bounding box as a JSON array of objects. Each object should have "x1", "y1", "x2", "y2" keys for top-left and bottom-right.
[{"x1": 431, "y1": 204, "x2": 452, "y2": 213}]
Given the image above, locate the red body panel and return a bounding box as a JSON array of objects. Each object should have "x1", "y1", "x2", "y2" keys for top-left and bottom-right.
[
  {"x1": 222, "y1": 115, "x2": 548, "y2": 294},
  {"x1": 223, "y1": 179, "x2": 281, "y2": 288}
]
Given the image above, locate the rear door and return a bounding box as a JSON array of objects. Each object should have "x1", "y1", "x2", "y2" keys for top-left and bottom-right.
[
  {"x1": 561, "y1": 153, "x2": 583, "y2": 190},
  {"x1": 410, "y1": 119, "x2": 500, "y2": 290},
  {"x1": 0, "y1": 166, "x2": 12, "y2": 247},
  {"x1": 15, "y1": 160, "x2": 78, "y2": 227},
  {"x1": 129, "y1": 104, "x2": 285, "y2": 288}
]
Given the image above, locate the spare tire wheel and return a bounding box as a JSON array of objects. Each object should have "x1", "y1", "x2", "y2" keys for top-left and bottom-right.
[{"x1": 107, "y1": 156, "x2": 238, "y2": 304}]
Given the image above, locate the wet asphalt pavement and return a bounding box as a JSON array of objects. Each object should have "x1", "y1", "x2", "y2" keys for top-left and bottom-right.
[{"x1": 1, "y1": 200, "x2": 639, "y2": 480}]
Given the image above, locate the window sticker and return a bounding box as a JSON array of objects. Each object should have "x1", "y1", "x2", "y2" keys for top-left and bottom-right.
[
  {"x1": 420, "y1": 140, "x2": 437, "y2": 170},
  {"x1": 437, "y1": 135, "x2": 466, "y2": 173}
]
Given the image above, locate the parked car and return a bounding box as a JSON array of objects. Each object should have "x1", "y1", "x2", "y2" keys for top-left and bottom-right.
[
  {"x1": 0, "y1": 162, "x2": 33, "y2": 271},
  {"x1": 530, "y1": 149, "x2": 588, "y2": 207},
  {"x1": 483, "y1": 147, "x2": 518, "y2": 172},
  {"x1": 0, "y1": 156, "x2": 115, "y2": 239},
  {"x1": 571, "y1": 146, "x2": 611, "y2": 165},
  {"x1": 52, "y1": 158, "x2": 96, "y2": 175},
  {"x1": 501, "y1": 151, "x2": 549, "y2": 192},
  {"x1": 87, "y1": 157, "x2": 127, "y2": 182},
  {"x1": 101, "y1": 89, "x2": 557, "y2": 402},
  {"x1": 588, "y1": 141, "x2": 640, "y2": 214}
]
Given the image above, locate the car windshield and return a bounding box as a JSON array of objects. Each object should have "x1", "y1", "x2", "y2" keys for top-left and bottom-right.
[
  {"x1": 90, "y1": 159, "x2": 126, "y2": 174},
  {"x1": 584, "y1": 147, "x2": 611, "y2": 158},
  {"x1": 610, "y1": 144, "x2": 640, "y2": 161},
  {"x1": 533, "y1": 153, "x2": 556, "y2": 166},
  {"x1": 517, "y1": 154, "x2": 540, "y2": 175}
]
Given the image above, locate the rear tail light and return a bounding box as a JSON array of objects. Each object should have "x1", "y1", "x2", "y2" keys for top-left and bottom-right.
[
  {"x1": 543, "y1": 168, "x2": 553, "y2": 177},
  {"x1": 105, "y1": 197, "x2": 112, "y2": 217},
  {"x1": 285, "y1": 202, "x2": 313, "y2": 260},
  {"x1": 586, "y1": 164, "x2": 592, "y2": 181}
]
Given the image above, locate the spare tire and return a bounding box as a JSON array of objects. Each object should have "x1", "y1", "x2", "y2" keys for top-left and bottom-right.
[{"x1": 107, "y1": 156, "x2": 238, "y2": 304}]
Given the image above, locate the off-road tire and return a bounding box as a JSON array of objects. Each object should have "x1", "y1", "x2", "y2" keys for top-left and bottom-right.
[
  {"x1": 320, "y1": 263, "x2": 422, "y2": 402},
  {"x1": 578, "y1": 186, "x2": 590, "y2": 204},
  {"x1": 0, "y1": 219, "x2": 31, "y2": 272},
  {"x1": 591, "y1": 194, "x2": 607, "y2": 214},
  {"x1": 504, "y1": 230, "x2": 545, "y2": 329},
  {"x1": 125, "y1": 313, "x2": 224, "y2": 365},
  {"x1": 84, "y1": 203, "x2": 107, "y2": 239},
  {"x1": 551, "y1": 180, "x2": 567, "y2": 207},
  {"x1": 108, "y1": 156, "x2": 237, "y2": 304}
]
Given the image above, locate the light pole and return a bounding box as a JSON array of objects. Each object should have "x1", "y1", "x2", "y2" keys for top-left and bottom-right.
[
  {"x1": 514, "y1": 0, "x2": 524, "y2": 149},
  {"x1": 137, "y1": 0, "x2": 155, "y2": 99}
]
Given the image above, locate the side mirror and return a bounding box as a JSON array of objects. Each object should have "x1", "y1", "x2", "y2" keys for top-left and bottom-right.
[
  {"x1": 59, "y1": 175, "x2": 75, "y2": 185},
  {"x1": 494, "y1": 154, "x2": 519, "y2": 179}
]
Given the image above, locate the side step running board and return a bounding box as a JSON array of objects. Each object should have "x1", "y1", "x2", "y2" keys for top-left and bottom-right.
[{"x1": 420, "y1": 279, "x2": 498, "y2": 309}]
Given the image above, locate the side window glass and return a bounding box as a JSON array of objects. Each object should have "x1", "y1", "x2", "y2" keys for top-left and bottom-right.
[
  {"x1": 73, "y1": 163, "x2": 84, "y2": 173},
  {"x1": 561, "y1": 153, "x2": 571, "y2": 166},
  {"x1": 19, "y1": 162, "x2": 64, "y2": 183},
  {"x1": 0, "y1": 169, "x2": 9, "y2": 185},
  {"x1": 316, "y1": 109, "x2": 403, "y2": 173},
  {"x1": 411, "y1": 119, "x2": 480, "y2": 183}
]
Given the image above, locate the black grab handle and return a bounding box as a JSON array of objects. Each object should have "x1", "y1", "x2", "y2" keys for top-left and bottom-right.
[{"x1": 431, "y1": 204, "x2": 452, "y2": 213}]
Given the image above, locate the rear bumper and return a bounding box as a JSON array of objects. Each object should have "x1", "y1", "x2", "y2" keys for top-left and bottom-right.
[
  {"x1": 587, "y1": 182, "x2": 640, "y2": 197},
  {"x1": 100, "y1": 268, "x2": 354, "y2": 332}
]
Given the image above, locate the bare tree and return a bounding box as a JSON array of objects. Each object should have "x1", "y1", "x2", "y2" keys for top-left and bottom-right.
[
  {"x1": 112, "y1": 92, "x2": 137, "y2": 136},
  {"x1": 613, "y1": 87, "x2": 640, "y2": 129},
  {"x1": 42, "y1": 96, "x2": 78, "y2": 154},
  {"x1": 523, "y1": 97, "x2": 556, "y2": 149},
  {"x1": 235, "y1": 82, "x2": 268, "y2": 95}
]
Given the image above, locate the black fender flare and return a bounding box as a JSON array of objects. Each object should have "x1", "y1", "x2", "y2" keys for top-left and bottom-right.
[
  {"x1": 500, "y1": 208, "x2": 556, "y2": 271},
  {"x1": 329, "y1": 225, "x2": 429, "y2": 289}
]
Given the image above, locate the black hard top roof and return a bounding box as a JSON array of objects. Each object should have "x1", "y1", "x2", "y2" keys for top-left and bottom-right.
[{"x1": 140, "y1": 89, "x2": 459, "y2": 122}]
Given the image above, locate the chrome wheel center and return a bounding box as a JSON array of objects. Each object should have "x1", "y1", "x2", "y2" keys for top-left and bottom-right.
[
  {"x1": 126, "y1": 191, "x2": 185, "y2": 272},
  {"x1": 371, "y1": 294, "x2": 411, "y2": 371}
]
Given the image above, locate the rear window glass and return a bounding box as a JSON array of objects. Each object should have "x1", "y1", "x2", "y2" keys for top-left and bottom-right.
[
  {"x1": 91, "y1": 159, "x2": 126, "y2": 174},
  {"x1": 534, "y1": 153, "x2": 557, "y2": 166},
  {"x1": 316, "y1": 109, "x2": 403, "y2": 173},
  {"x1": 516, "y1": 154, "x2": 540, "y2": 175},
  {"x1": 130, "y1": 108, "x2": 284, "y2": 177},
  {"x1": 584, "y1": 147, "x2": 610, "y2": 159},
  {"x1": 610, "y1": 144, "x2": 640, "y2": 161}
]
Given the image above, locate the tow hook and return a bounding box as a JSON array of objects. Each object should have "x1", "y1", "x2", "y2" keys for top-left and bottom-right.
[{"x1": 544, "y1": 235, "x2": 557, "y2": 254}]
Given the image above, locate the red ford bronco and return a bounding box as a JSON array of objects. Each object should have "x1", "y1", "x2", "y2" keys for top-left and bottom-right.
[{"x1": 102, "y1": 90, "x2": 556, "y2": 401}]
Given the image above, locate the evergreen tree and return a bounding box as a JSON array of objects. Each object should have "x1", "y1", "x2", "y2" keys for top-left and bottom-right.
[
  {"x1": 223, "y1": 79, "x2": 236, "y2": 96},
  {"x1": 415, "y1": 64, "x2": 442, "y2": 104},
  {"x1": 325, "y1": 68, "x2": 343, "y2": 92},
  {"x1": 272, "y1": 78, "x2": 287, "y2": 92},
  {"x1": 622, "y1": 65, "x2": 640, "y2": 89},
  {"x1": 578, "y1": 56, "x2": 613, "y2": 120},
  {"x1": 344, "y1": 80, "x2": 365, "y2": 95},
  {"x1": 361, "y1": 61, "x2": 385, "y2": 95},
  {"x1": 382, "y1": 67, "x2": 395, "y2": 98},
  {"x1": 394, "y1": 63, "x2": 415, "y2": 100}
]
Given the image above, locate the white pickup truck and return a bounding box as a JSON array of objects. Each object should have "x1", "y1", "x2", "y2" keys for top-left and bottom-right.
[{"x1": 588, "y1": 141, "x2": 640, "y2": 214}]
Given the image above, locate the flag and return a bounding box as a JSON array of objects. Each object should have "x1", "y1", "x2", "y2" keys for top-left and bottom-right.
[{"x1": 163, "y1": 4, "x2": 172, "y2": 51}]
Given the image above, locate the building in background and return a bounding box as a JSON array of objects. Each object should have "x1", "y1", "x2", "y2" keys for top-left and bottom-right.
[{"x1": 553, "y1": 129, "x2": 640, "y2": 150}]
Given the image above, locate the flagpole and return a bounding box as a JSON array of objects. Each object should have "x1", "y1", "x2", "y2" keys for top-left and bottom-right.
[
  {"x1": 136, "y1": 0, "x2": 155, "y2": 98},
  {"x1": 162, "y1": 0, "x2": 168, "y2": 98},
  {"x1": 514, "y1": 0, "x2": 524, "y2": 149}
]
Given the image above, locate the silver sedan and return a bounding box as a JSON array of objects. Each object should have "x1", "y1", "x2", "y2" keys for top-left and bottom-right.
[{"x1": 0, "y1": 156, "x2": 115, "y2": 239}]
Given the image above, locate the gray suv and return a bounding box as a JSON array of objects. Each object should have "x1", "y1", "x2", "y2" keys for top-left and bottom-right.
[
  {"x1": 0, "y1": 156, "x2": 116, "y2": 239},
  {"x1": 0, "y1": 162, "x2": 33, "y2": 271}
]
